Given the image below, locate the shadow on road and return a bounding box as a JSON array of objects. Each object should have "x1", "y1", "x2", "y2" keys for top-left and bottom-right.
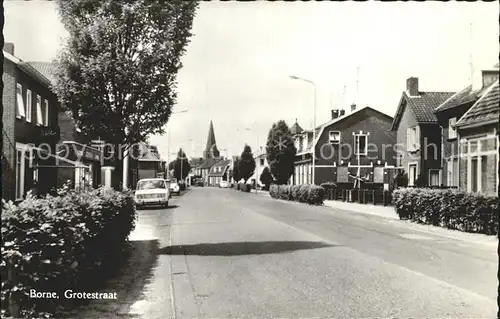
[
  {"x1": 137, "y1": 204, "x2": 179, "y2": 211},
  {"x1": 158, "y1": 241, "x2": 338, "y2": 256},
  {"x1": 59, "y1": 240, "x2": 160, "y2": 318}
]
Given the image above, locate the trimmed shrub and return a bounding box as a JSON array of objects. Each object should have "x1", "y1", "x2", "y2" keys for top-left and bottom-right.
[
  {"x1": 269, "y1": 184, "x2": 324, "y2": 205},
  {"x1": 392, "y1": 187, "x2": 498, "y2": 235},
  {"x1": 1, "y1": 187, "x2": 136, "y2": 318}
]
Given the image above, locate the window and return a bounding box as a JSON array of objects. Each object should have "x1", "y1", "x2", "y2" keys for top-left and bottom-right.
[
  {"x1": 447, "y1": 158, "x2": 459, "y2": 187},
  {"x1": 448, "y1": 117, "x2": 457, "y2": 139},
  {"x1": 43, "y1": 99, "x2": 49, "y2": 126},
  {"x1": 260, "y1": 158, "x2": 265, "y2": 166},
  {"x1": 36, "y1": 95, "x2": 43, "y2": 125},
  {"x1": 26, "y1": 89, "x2": 32, "y2": 122},
  {"x1": 16, "y1": 150, "x2": 24, "y2": 199},
  {"x1": 470, "y1": 157, "x2": 479, "y2": 192},
  {"x1": 329, "y1": 131, "x2": 341, "y2": 144},
  {"x1": 408, "y1": 163, "x2": 417, "y2": 186},
  {"x1": 354, "y1": 134, "x2": 367, "y2": 155},
  {"x1": 16, "y1": 83, "x2": 26, "y2": 118},
  {"x1": 429, "y1": 169, "x2": 441, "y2": 186}
]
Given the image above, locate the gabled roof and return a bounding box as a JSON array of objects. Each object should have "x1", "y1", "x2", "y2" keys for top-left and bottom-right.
[
  {"x1": 137, "y1": 142, "x2": 164, "y2": 162},
  {"x1": 190, "y1": 158, "x2": 205, "y2": 168},
  {"x1": 294, "y1": 106, "x2": 393, "y2": 154},
  {"x1": 208, "y1": 159, "x2": 231, "y2": 177},
  {"x1": 435, "y1": 84, "x2": 491, "y2": 113},
  {"x1": 390, "y1": 91, "x2": 455, "y2": 130},
  {"x1": 290, "y1": 121, "x2": 304, "y2": 135},
  {"x1": 28, "y1": 61, "x2": 57, "y2": 85},
  {"x1": 3, "y1": 51, "x2": 52, "y2": 88},
  {"x1": 199, "y1": 157, "x2": 222, "y2": 169},
  {"x1": 456, "y1": 80, "x2": 499, "y2": 129}
]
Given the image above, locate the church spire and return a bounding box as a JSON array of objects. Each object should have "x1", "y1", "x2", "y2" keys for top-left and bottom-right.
[{"x1": 203, "y1": 120, "x2": 219, "y2": 159}]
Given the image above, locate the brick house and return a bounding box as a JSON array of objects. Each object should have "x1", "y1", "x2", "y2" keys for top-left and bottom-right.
[
  {"x1": 434, "y1": 66, "x2": 499, "y2": 189},
  {"x1": 208, "y1": 159, "x2": 231, "y2": 186},
  {"x1": 291, "y1": 105, "x2": 397, "y2": 187},
  {"x1": 27, "y1": 61, "x2": 104, "y2": 190},
  {"x1": 2, "y1": 44, "x2": 64, "y2": 201},
  {"x1": 390, "y1": 77, "x2": 455, "y2": 186},
  {"x1": 455, "y1": 79, "x2": 499, "y2": 195}
]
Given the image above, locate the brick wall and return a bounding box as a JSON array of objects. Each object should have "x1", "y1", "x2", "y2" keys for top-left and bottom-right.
[{"x1": 2, "y1": 58, "x2": 17, "y2": 200}]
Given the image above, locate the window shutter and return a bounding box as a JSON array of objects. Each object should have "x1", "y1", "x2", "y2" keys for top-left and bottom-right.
[
  {"x1": 36, "y1": 95, "x2": 43, "y2": 125},
  {"x1": 415, "y1": 126, "x2": 420, "y2": 149},
  {"x1": 16, "y1": 84, "x2": 26, "y2": 118}
]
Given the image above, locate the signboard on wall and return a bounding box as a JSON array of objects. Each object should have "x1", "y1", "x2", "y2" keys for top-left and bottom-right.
[
  {"x1": 337, "y1": 167, "x2": 348, "y2": 182},
  {"x1": 374, "y1": 167, "x2": 384, "y2": 183}
]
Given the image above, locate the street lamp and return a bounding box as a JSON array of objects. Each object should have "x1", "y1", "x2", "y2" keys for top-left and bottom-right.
[{"x1": 289, "y1": 75, "x2": 317, "y2": 185}]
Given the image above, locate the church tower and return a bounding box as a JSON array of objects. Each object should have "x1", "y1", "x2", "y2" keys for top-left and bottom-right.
[{"x1": 203, "y1": 120, "x2": 220, "y2": 159}]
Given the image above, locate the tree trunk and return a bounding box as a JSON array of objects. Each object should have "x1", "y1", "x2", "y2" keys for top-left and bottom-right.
[{"x1": 112, "y1": 144, "x2": 124, "y2": 190}]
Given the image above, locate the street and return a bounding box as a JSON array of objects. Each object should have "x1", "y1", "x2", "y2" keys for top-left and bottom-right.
[{"x1": 73, "y1": 187, "x2": 497, "y2": 319}]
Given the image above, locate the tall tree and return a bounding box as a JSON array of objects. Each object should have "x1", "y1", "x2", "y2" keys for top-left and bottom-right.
[
  {"x1": 239, "y1": 144, "x2": 256, "y2": 183},
  {"x1": 53, "y1": 0, "x2": 199, "y2": 188},
  {"x1": 260, "y1": 167, "x2": 273, "y2": 190},
  {"x1": 173, "y1": 148, "x2": 191, "y2": 181},
  {"x1": 232, "y1": 157, "x2": 241, "y2": 183},
  {"x1": 266, "y1": 120, "x2": 297, "y2": 184}
]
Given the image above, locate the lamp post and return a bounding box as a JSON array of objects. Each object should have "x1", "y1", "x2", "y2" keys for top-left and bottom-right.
[
  {"x1": 290, "y1": 75, "x2": 317, "y2": 185},
  {"x1": 166, "y1": 109, "x2": 188, "y2": 179}
]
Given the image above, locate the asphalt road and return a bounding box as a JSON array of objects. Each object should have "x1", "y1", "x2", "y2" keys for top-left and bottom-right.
[{"x1": 77, "y1": 187, "x2": 498, "y2": 318}]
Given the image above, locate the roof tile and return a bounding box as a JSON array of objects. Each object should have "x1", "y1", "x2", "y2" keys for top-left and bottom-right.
[
  {"x1": 456, "y1": 81, "x2": 499, "y2": 127},
  {"x1": 404, "y1": 91, "x2": 455, "y2": 123}
]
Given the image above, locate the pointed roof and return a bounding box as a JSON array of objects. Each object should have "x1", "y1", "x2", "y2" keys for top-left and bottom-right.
[
  {"x1": 27, "y1": 61, "x2": 57, "y2": 85},
  {"x1": 204, "y1": 120, "x2": 219, "y2": 158},
  {"x1": 290, "y1": 119, "x2": 304, "y2": 135}
]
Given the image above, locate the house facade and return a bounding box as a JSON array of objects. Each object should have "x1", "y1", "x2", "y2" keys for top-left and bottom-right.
[
  {"x1": 390, "y1": 77, "x2": 455, "y2": 186},
  {"x1": 2, "y1": 44, "x2": 63, "y2": 200},
  {"x1": 208, "y1": 159, "x2": 231, "y2": 186},
  {"x1": 434, "y1": 66, "x2": 499, "y2": 189},
  {"x1": 455, "y1": 79, "x2": 499, "y2": 195},
  {"x1": 291, "y1": 105, "x2": 397, "y2": 187}
]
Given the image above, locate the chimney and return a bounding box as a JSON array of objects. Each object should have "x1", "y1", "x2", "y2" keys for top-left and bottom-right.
[
  {"x1": 406, "y1": 77, "x2": 419, "y2": 97},
  {"x1": 331, "y1": 109, "x2": 339, "y2": 120},
  {"x1": 3, "y1": 42, "x2": 14, "y2": 55},
  {"x1": 339, "y1": 109, "x2": 345, "y2": 116},
  {"x1": 481, "y1": 69, "x2": 499, "y2": 88},
  {"x1": 350, "y1": 103, "x2": 356, "y2": 112}
]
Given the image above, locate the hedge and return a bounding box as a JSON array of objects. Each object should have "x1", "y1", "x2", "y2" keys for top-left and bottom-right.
[
  {"x1": 1, "y1": 187, "x2": 137, "y2": 318},
  {"x1": 269, "y1": 184, "x2": 325, "y2": 205},
  {"x1": 392, "y1": 187, "x2": 498, "y2": 235}
]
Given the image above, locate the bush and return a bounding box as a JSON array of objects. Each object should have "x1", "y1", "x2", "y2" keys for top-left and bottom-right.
[
  {"x1": 1, "y1": 187, "x2": 137, "y2": 318},
  {"x1": 269, "y1": 184, "x2": 325, "y2": 205},
  {"x1": 392, "y1": 188, "x2": 498, "y2": 235}
]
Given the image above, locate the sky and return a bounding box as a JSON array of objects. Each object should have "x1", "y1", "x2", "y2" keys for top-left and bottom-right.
[{"x1": 4, "y1": 0, "x2": 499, "y2": 161}]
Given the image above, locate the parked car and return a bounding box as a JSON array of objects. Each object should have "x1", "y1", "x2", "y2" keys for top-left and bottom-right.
[
  {"x1": 219, "y1": 181, "x2": 229, "y2": 188},
  {"x1": 169, "y1": 178, "x2": 181, "y2": 195},
  {"x1": 134, "y1": 178, "x2": 170, "y2": 209}
]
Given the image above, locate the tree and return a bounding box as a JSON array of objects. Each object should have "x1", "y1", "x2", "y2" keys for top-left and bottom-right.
[
  {"x1": 260, "y1": 167, "x2": 273, "y2": 190},
  {"x1": 238, "y1": 144, "x2": 256, "y2": 183},
  {"x1": 53, "y1": 0, "x2": 199, "y2": 188},
  {"x1": 232, "y1": 157, "x2": 241, "y2": 183},
  {"x1": 266, "y1": 120, "x2": 297, "y2": 184},
  {"x1": 173, "y1": 148, "x2": 191, "y2": 181}
]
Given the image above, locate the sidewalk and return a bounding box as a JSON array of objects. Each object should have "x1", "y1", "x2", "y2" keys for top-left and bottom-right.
[
  {"x1": 324, "y1": 200, "x2": 398, "y2": 219},
  {"x1": 323, "y1": 200, "x2": 497, "y2": 247}
]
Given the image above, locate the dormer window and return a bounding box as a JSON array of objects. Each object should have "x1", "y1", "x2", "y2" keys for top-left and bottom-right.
[{"x1": 329, "y1": 131, "x2": 341, "y2": 144}]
